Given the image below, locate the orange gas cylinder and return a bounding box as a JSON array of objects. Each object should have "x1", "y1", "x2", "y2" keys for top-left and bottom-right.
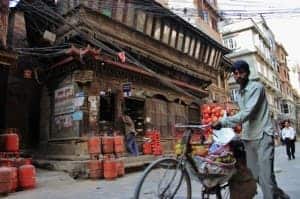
[
  {"x1": 102, "y1": 136, "x2": 114, "y2": 154},
  {"x1": 113, "y1": 136, "x2": 125, "y2": 153},
  {"x1": 0, "y1": 158, "x2": 13, "y2": 167},
  {"x1": 0, "y1": 133, "x2": 19, "y2": 152},
  {"x1": 88, "y1": 160, "x2": 103, "y2": 179},
  {"x1": 116, "y1": 160, "x2": 125, "y2": 177},
  {"x1": 14, "y1": 158, "x2": 32, "y2": 168},
  {"x1": 18, "y1": 164, "x2": 36, "y2": 189},
  {"x1": 10, "y1": 167, "x2": 18, "y2": 192},
  {"x1": 142, "y1": 142, "x2": 152, "y2": 155},
  {"x1": 103, "y1": 158, "x2": 117, "y2": 180},
  {"x1": 0, "y1": 167, "x2": 14, "y2": 194},
  {"x1": 88, "y1": 136, "x2": 101, "y2": 155}
]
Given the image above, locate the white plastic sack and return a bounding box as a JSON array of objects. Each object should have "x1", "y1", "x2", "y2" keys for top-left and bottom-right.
[{"x1": 212, "y1": 128, "x2": 237, "y2": 145}]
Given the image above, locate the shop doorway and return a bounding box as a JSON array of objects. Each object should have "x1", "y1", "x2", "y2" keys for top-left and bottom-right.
[
  {"x1": 124, "y1": 98, "x2": 145, "y2": 135},
  {"x1": 99, "y1": 93, "x2": 115, "y2": 133},
  {"x1": 0, "y1": 67, "x2": 8, "y2": 129}
]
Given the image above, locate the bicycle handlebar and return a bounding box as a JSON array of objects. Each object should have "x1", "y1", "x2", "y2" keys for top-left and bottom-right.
[{"x1": 174, "y1": 124, "x2": 211, "y2": 129}]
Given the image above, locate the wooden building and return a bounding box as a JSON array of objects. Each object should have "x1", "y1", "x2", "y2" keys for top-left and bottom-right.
[
  {"x1": 36, "y1": 1, "x2": 229, "y2": 159},
  {"x1": 5, "y1": 0, "x2": 231, "y2": 160}
]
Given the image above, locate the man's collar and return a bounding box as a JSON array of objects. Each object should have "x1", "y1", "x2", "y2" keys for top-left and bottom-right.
[{"x1": 239, "y1": 80, "x2": 251, "y2": 94}]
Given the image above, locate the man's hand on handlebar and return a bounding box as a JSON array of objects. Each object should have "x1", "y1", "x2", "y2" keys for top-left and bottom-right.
[{"x1": 211, "y1": 121, "x2": 222, "y2": 130}]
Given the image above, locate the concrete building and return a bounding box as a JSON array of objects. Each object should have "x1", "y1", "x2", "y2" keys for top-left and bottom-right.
[
  {"x1": 276, "y1": 43, "x2": 297, "y2": 125},
  {"x1": 220, "y1": 18, "x2": 282, "y2": 120},
  {"x1": 156, "y1": 0, "x2": 231, "y2": 103},
  {"x1": 287, "y1": 60, "x2": 300, "y2": 132}
]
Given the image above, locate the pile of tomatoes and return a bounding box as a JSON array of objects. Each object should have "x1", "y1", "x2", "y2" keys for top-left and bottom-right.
[{"x1": 200, "y1": 103, "x2": 242, "y2": 135}]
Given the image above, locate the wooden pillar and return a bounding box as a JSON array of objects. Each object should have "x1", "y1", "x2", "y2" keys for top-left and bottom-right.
[
  {"x1": 7, "y1": 9, "x2": 16, "y2": 49},
  {"x1": 0, "y1": 0, "x2": 9, "y2": 48}
]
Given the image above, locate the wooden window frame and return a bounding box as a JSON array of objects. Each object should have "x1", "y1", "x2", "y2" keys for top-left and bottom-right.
[{"x1": 199, "y1": 42, "x2": 207, "y2": 62}]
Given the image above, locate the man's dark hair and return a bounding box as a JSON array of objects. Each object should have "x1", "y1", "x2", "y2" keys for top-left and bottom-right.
[{"x1": 231, "y1": 60, "x2": 250, "y2": 75}]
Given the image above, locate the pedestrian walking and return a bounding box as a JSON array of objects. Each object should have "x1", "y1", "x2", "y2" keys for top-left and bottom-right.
[
  {"x1": 281, "y1": 120, "x2": 296, "y2": 160},
  {"x1": 122, "y1": 114, "x2": 139, "y2": 156},
  {"x1": 212, "y1": 60, "x2": 289, "y2": 199}
]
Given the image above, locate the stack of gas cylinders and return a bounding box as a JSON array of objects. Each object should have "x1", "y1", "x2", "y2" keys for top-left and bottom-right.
[
  {"x1": 143, "y1": 130, "x2": 163, "y2": 156},
  {"x1": 0, "y1": 128, "x2": 36, "y2": 195},
  {"x1": 87, "y1": 133, "x2": 125, "y2": 181}
]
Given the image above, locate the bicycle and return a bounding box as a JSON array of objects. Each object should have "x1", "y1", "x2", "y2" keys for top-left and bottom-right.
[{"x1": 134, "y1": 124, "x2": 240, "y2": 199}]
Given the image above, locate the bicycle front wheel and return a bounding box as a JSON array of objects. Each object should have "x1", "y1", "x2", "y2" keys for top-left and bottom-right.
[{"x1": 134, "y1": 157, "x2": 191, "y2": 199}]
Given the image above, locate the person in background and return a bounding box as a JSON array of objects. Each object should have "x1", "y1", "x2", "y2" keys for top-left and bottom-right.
[
  {"x1": 122, "y1": 114, "x2": 139, "y2": 156},
  {"x1": 212, "y1": 60, "x2": 289, "y2": 199},
  {"x1": 281, "y1": 120, "x2": 296, "y2": 160}
]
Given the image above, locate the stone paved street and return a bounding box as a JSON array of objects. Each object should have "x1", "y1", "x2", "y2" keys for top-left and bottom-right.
[{"x1": 5, "y1": 143, "x2": 300, "y2": 199}]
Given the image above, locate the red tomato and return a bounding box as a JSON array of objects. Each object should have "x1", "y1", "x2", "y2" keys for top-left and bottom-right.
[
  {"x1": 201, "y1": 104, "x2": 211, "y2": 114},
  {"x1": 203, "y1": 113, "x2": 210, "y2": 119},
  {"x1": 220, "y1": 109, "x2": 225, "y2": 117},
  {"x1": 206, "y1": 117, "x2": 212, "y2": 124},
  {"x1": 212, "y1": 116, "x2": 218, "y2": 123}
]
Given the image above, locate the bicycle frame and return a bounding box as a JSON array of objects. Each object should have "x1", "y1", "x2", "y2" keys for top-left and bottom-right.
[{"x1": 177, "y1": 127, "x2": 208, "y2": 181}]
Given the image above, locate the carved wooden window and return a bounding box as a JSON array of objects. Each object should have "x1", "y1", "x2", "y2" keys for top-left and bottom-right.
[
  {"x1": 170, "y1": 28, "x2": 177, "y2": 48},
  {"x1": 145, "y1": 14, "x2": 153, "y2": 36},
  {"x1": 199, "y1": 44, "x2": 206, "y2": 62},
  {"x1": 177, "y1": 32, "x2": 184, "y2": 51},
  {"x1": 136, "y1": 10, "x2": 146, "y2": 32},
  {"x1": 213, "y1": 50, "x2": 220, "y2": 68},
  {"x1": 154, "y1": 18, "x2": 162, "y2": 40},
  {"x1": 209, "y1": 48, "x2": 215, "y2": 66},
  {"x1": 162, "y1": 22, "x2": 171, "y2": 44},
  {"x1": 204, "y1": 46, "x2": 210, "y2": 63},
  {"x1": 115, "y1": 0, "x2": 125, "y2": 22},
  {"x1": 183, "y1": 35, "x2": 190, "y2": 54},
  {"x1": 217, "y1": 52, "x2": 222, "y2": 67},
  {"x1": 189, "y1": 38, "x2": 196, "y2": 57},
  {"x1": 125, "y1": 2, "x2": 135, "y2": 27},
  {"x1": 194, "y1": 40, "x2": 201, "y2": 59}
]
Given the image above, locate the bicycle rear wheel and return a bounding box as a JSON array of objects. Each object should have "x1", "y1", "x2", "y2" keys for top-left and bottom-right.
[
  {"x1": 134, "y1": 157, "x2": 191, "y2": 199},
  {"x1": 201, "y1": 184, "x2": 230, "y2": 199},
  {"x1": 216, "y1": 184, "x2": 230, "y2": 199}
]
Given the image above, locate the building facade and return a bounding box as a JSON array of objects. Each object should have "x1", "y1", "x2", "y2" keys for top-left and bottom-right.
[
  {"x1": 287, "y1": 60, "x2": 300, "y2": 132},
  {"x1": 276, "y1": 43, "x2": 297, "y2": 124},
  {"x1": 220, "y1": 18, "x2": 282, "y2": 120}
]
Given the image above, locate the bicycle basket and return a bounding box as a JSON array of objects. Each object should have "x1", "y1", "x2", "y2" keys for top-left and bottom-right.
[{"x1": 188, "y1": 156, "x2": 236, "y2": 188}]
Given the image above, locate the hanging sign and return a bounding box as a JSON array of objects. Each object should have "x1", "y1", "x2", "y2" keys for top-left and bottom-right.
[
  {"x1": 122, "y1": 82, "x2": 132, "y2": 97},
  {"x1": 54, "y1": 85, "x2": 75, "y2": 115},
  {"x1": 72, "y1": 111, "x2": 83, "y2": 121}
]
